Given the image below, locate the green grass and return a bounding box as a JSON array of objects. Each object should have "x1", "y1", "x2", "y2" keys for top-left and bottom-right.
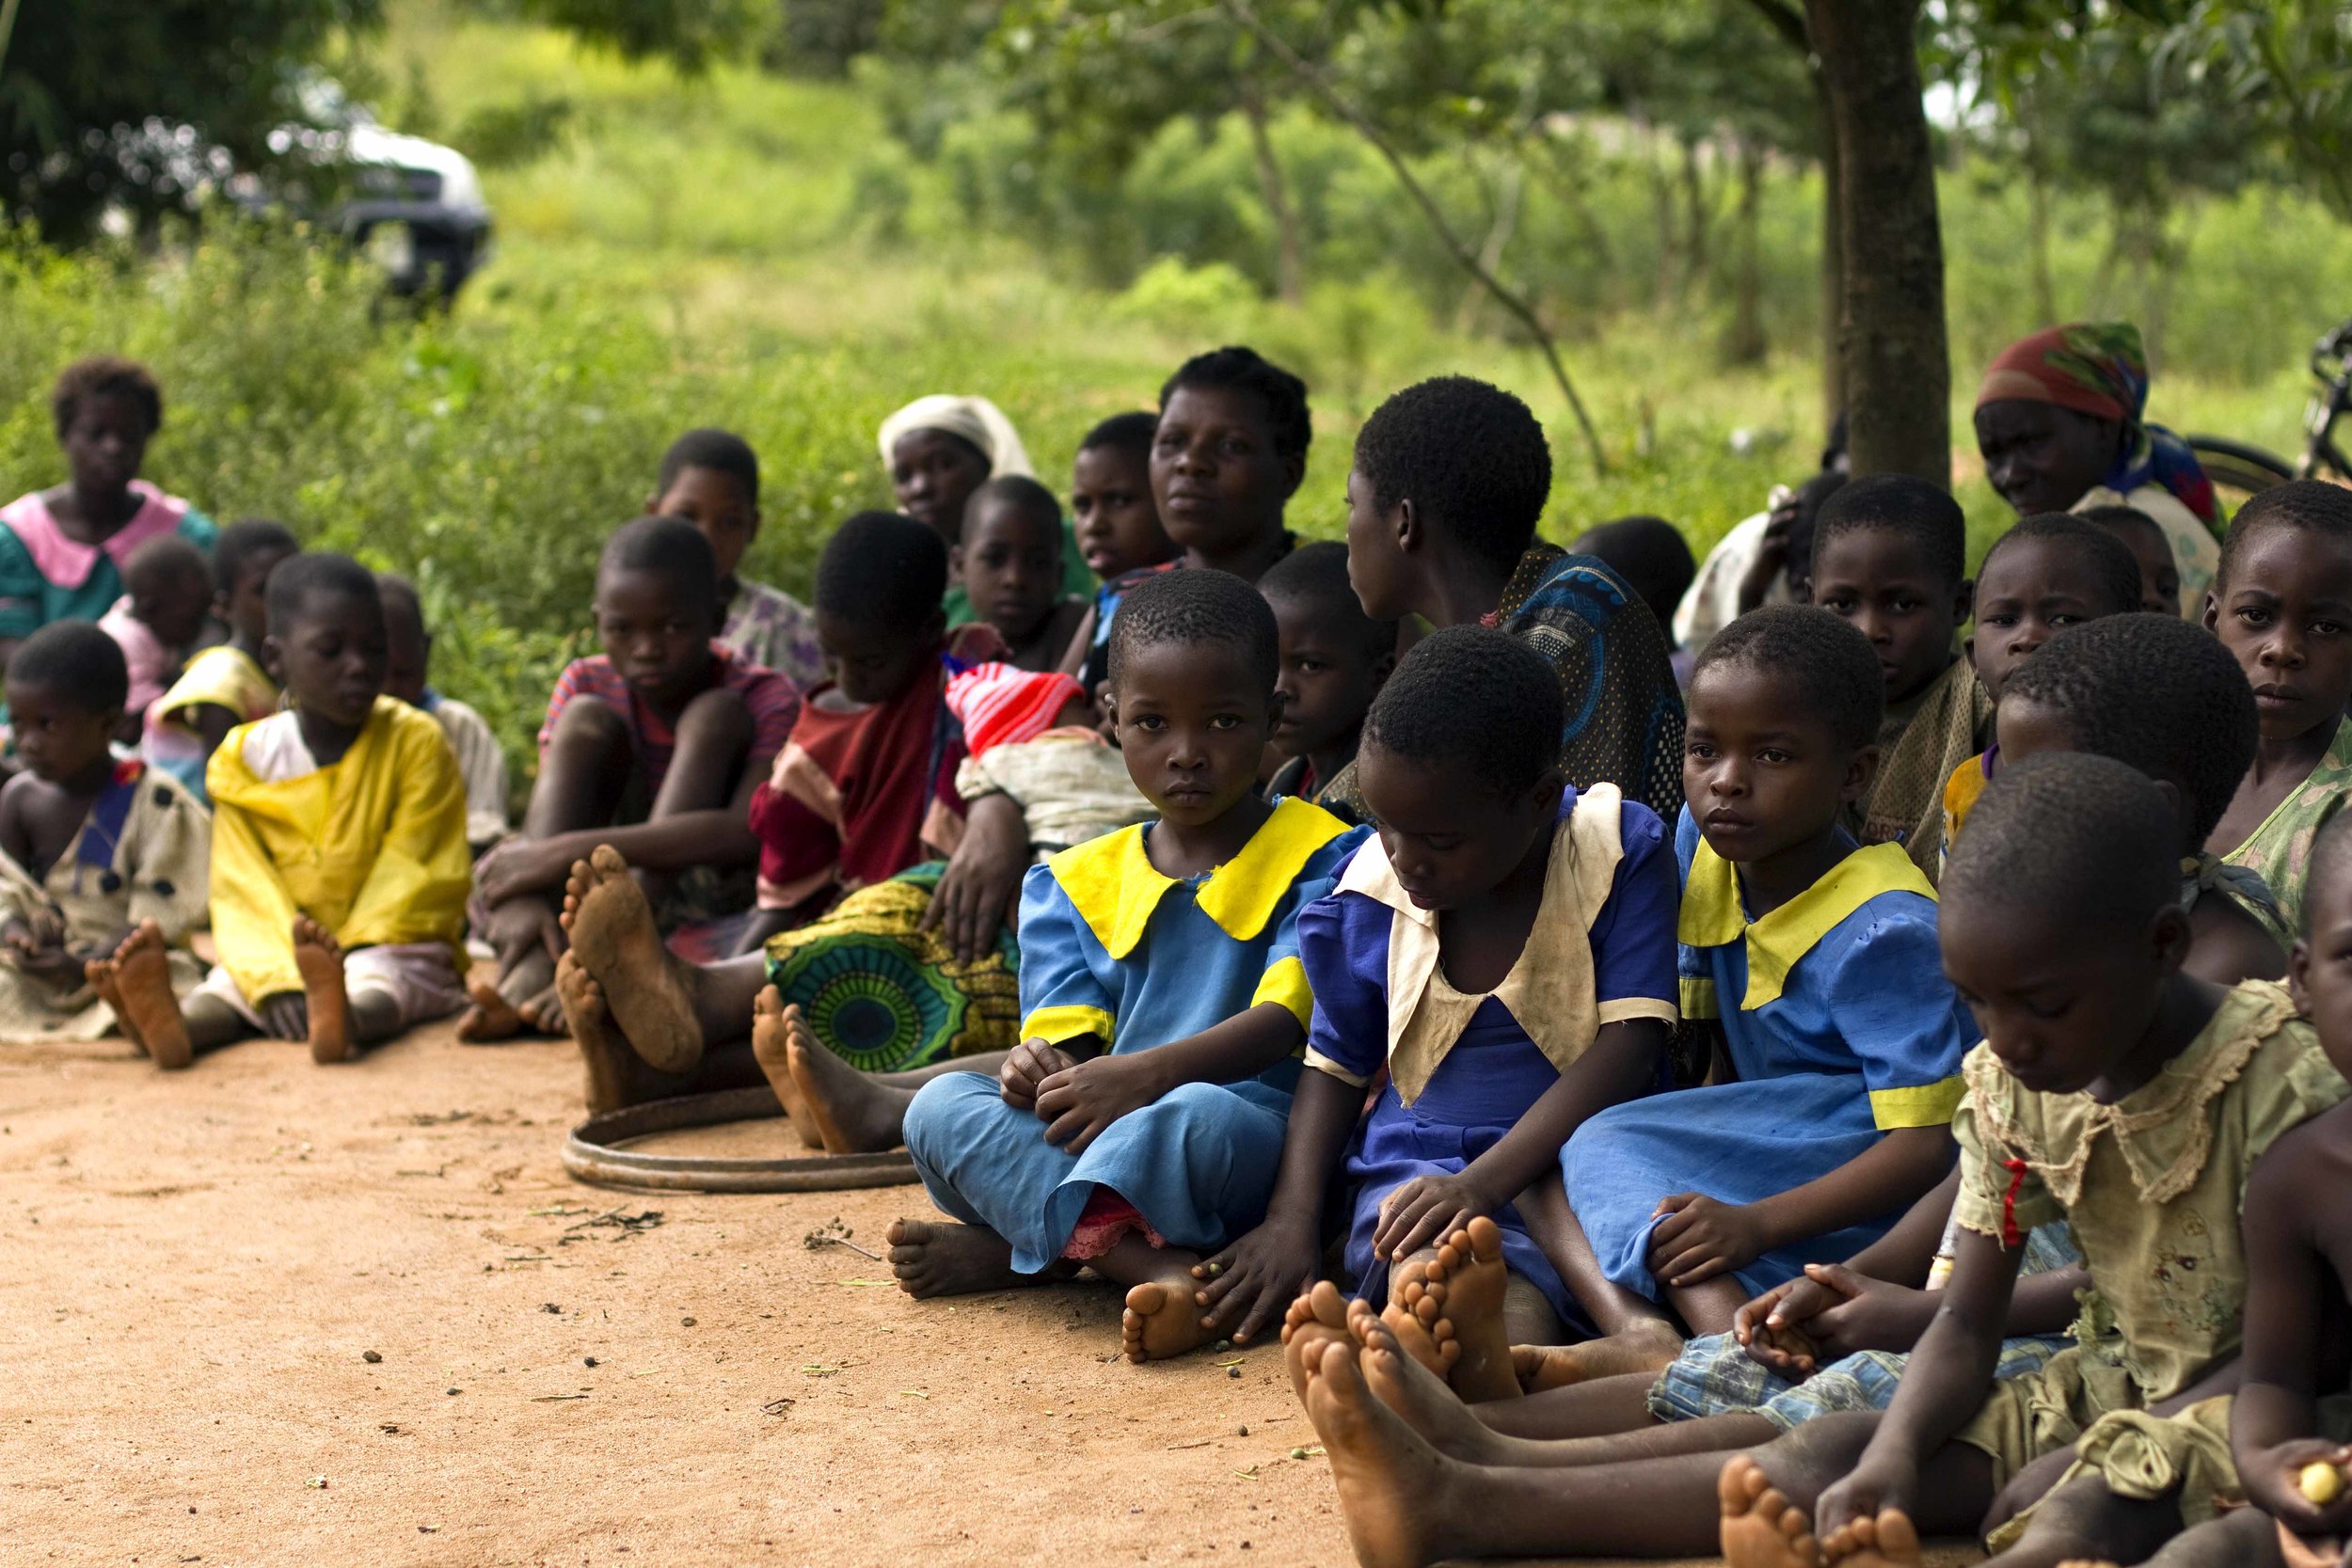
[{"x1": 0, "y1": 1, "x2": 2344, "y2": 778}]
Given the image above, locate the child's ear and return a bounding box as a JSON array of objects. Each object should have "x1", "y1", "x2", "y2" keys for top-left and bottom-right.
[
  {"x1": 1369, "y1": 650, "x2": 1397, "y2": 691},
  {"x1": 643, "y1": 491, "x2": 661, "y2": 514},
  {"x1": 949, "y1": 544, "x2": 965, "y2": 574},
  {"x1": 923, "y1": 607, "x2": 948, "y2": 644},
  {"x1": 1524, "y1": 767, "x2": 1565, "y2": 821},
  {"x1": 1840, "y1": 742, "x2": 1882, "y2": 805},
  {"x1": 2201, "y1": 591, "x2": 2220, "y2": 633},
  {"x1": 2289, "y1": 936, "x2": 2314, "y2": 1015},
  {"x1": 1279, "y1": 450, "x2": 1307, "y2": 500},
  {"x1": 1962, "y1": 633, "x2": 1976, "y2": 670},
  {"x1": 1392, "y1": 498, "x2": 1422, "y2": 560},
  {"x1": 2147, "y1": 901, "x2": 2196, "y2": 977},
  {"x1": 261, "y1": 634, "x2": 286, "y2": 684},
  {"x1": 747, "y1": 505, "x2": 762, "y2": 542},
  {"x1": 1951, "y1": 577, "x2": 1975, "y2": 628},
  {"x1": 2148, "y1": 777, "x2": 2189, "y2": 844}
]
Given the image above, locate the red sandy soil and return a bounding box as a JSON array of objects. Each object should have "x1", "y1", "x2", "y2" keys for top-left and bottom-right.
[{"x1": 1, "y1": 1022, "x2": 1981, "y2": 1567}]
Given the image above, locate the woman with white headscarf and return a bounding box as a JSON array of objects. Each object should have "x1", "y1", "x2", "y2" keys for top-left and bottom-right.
[{"x1": 876, "y1": 395, "x2": 1094, "y2": 623}]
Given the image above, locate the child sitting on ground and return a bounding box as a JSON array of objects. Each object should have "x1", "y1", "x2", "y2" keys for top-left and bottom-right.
[
  {"x1": 464, "y1": 516, "x2": 800, "y2": 1037},
  {"x1": 887, "y1": 568, "x2": 1368, "y2": 1363},
  {"x1": 648, "y1": 428, "x2": 824, "y2": 692},
  {"x1": 1200, "y1": 627, "x2": 1677, "y2": 1384},
  {"x1": 1808, "y1": 475, "x2": 1989, "y2": 879},
  {"x1": 144, "y1": 519, "x2": 299, "y2": 801},
  {"x1": 1996, "y1": 613, "x2": 2290, "y2": 981},
  {"x1": 1338, "y1": 375, "x2": 1685, "y2": 827},
  {"x1": 2082, "y1": 502, "x2": 2182, "y2": 617},
  {"x1": 0, "y1": 625, "x2": 208, "y2": 1047},
  {"x1": 99, "y1": 536, "x2": 214, "y2": 739},
  {"x1": 1938, "y1": 512, "x2": 2144, "y2": 856},
  {"x1": 111, "y1": 556, "x2": 471, "y2": 1067},
  {"x1": 2210, "y1": 481, "x2": 2352, "y2": 936},
  {"x1": 1272, "y1": 754, "x2": 2347, "y2": 1566},
  {"x1": 0, "y1": 357, "x2": 217, "y2": 666},
  {"x1": 953, "y1": 476, "x2": 1088, "y2": 673},
  {"x1": 1557, "y1": 606, "x2": 1975, "y2": 1369},
  {"x1": 1260, "y1": 542, "x2": 1396, "y2": 821},
  {"x1": 1572, "y1": 515, "x2": 1698, "y2": 686},
  {"x1": 378, "y1": 575, "x2": 508, "y2": 855},
  {"x1": 1070, "y1": 411, "x2": 1175, "y2": 584}
]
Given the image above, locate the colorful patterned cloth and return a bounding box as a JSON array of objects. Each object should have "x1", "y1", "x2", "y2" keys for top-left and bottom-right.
[
  {"x1": 1978, "y1": 322, "x2": 2218, "y2": 530},
  {"x1": 0, "y1": 483, "x2": 217, "y2": 640},
  {"x1": 721, "y1": 578, "x2": 825, "y2": 693},
  {"x1": 2220, "y1": 717, "x2": 2352, "y2": 940},
  {"x1": 539, "y1": 641, "x2": 800, "y2": 800},
  {"x1": 944, "y1": 664, "x2": 1086, "y2": 756}
]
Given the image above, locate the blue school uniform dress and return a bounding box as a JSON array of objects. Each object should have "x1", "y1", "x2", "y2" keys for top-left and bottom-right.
[
  {"x1": 1299, "y1": 784, "x2": 1678, "y2": 1327},
  {"x1": 1560, "y1": 809, "x2": 1974, "y2": 1303},
  {"x1": 901, "y1": 798, "x2": 1368, "y2": 1275}
]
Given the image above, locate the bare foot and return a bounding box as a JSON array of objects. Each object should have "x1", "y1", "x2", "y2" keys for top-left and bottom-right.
[
  {"x1": 1121, "y1": 1265, "x2": 1216, "y2": 1363},
  {"x1": 562, "y1": 846, "x2": 700, "y2": 1072},
  {"x1": 105, "y1": 922, "x2": 190, "y2": 1070},
  {"x1": 1282, "y1": 1282, "x2": 1355, "y2": 1401},
  {"x1": 515, "y1": 982, "x2": 565, "y2": 1038},
  {"x1": 455, "y1": 973, "x2": 526, "y2": 1042},
  {"x1": 1509, "y1": 1319, "x2": 1687, "y2": 1393},
  {"x1": 1351, "y1": 1301, "x2": 1515, "y2": 1465},
  {"x1": 1297, "y1": 1330, "x2": 1448, "y2": 1568},
  {"x1": 749, "y1": 988, "x2": 822, "y2": 1148},
  {"x1": 884, "y1": 1218, "x2": 1026, "y2": 1298},
  {"x1": 291, "y1": 918, "x2": 352, "y2": 1064},
  {"x1": 558, "y1": 952, "x2": 673, "y2": 1115},
  {"x1": 1719, "y1": 1454, "x2": 1821, "y2": 1568},
  {"x1": 85, "y1": 949, "x2": 140, "y2": 1053},
  {"x1": 1820, "y1": 1507, "x2": 1920, "y2": 1567},
  {"x1": 1417, "y1": 1217, "x2": 1517, "y2": 1402},
  {"x1": 786, "y1": 1026, "x2": 913, "y2": 1154},
  {"x1": 1377, "y1": 1291, "x2": 1462, "y2": 1384}
]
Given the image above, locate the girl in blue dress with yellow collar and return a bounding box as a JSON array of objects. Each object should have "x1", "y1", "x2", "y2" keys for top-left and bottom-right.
[
  {"x1": 1558, "y1": 604, "x2": 1977, "y2": 1368},
  {"x1": 892, "y1": 568, "x2": 1368, "y2": 1363},
  {"x1": 1198, "y1": 626, "x2": 1680, "y2": 1400}
]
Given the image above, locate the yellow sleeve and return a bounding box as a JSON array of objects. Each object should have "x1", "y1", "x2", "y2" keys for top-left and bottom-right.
[
  {"x1": 210, "y1": 797, "x2": 303, "y2": 1003},
  {"x1": 340, "y1": 716, "x2": 473, "y2": 952}
]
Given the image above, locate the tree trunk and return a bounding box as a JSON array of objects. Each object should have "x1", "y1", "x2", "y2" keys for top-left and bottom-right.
[
  {"x1": 1680, "y1": 135, "x2": 1709, "y2": 293},
  {"x1": 1813, "y1": 73, "x2": 1846, "y2": 429},
  {"x1": 1804, "y1": 0, "x2": 1947, "y2": 486},
  {"x1": 1241, "y1": 87, "x2": 1305, "y2": 305},
  {"x1": 1724, "y1": 138, "x2": 1768, "y2": 366}
]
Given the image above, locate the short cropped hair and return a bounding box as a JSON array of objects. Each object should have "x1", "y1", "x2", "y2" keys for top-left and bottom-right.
[
  {"x1": 1978, "y1": 513, "x2": 2144, "y2": 618},
  {"x1": 1811, "y1": 474, "x2": 1967, "y2": 591},
  {"x1": 52, "y1": 356, "x2": 162, "y2": 439},
  {"x1": 657, "y1": 427, "x2": 759, "y2": 504},
  {"x1": 1944, "y1": 752, "x2": 2178, "y2": 934},
  {"x1": 1259, "y1": 540, "x2": 1396, "y2": 663},
  {"x1": 1999, "y1": 613, "x2": 2255, "y2": 845},
  {"x1": 1353, "y1": 377, "x2": 1551, "y2": 577},
  {"x1": 376, "y1": 572, "x2": 423, "y2": 630},
  {"x1": 1080, "y1": 410, "x2": 1159, "y2": 457},
  {"x1": 965, "y1": 475, "x2": 1063, "y2": 538},
  {"x1": 8, "y1": 620, "x2": 129, "y2": 713},
  {"x1": 1693, "y1": 604, "x2": 1883, "y2": 750},
  {"x1": 266, "y1": 551, "x2": 381, "y2": 638},
  {"x1": 2305, "y1": 813, "x2": 2352, "y2": 939},
  {"x1": 2216, "y1": 479, "x2": 2352, "y2": 590},
  {"x1": 598, "y1": 515, "x2": 721, "y2": 621},
  {"x1": 1160, "y1": 347, "x2": 1311, "y2": 464},
  {"x1": 1365, "y1": 625, "x2": 1561, "y2": 799},
  {"x1": 123, "y1": 535, "x2": 211, "y2": 600},
  {"x1": 2078, "y1": 503, "x2": 2170, "y2": 556},
  {"x1": 212, "y1": 519, "x2": 299, "y2": 596},
  {"x1": 813, "y1": 510, "x2": 947, "y2": 632},
  {"x1": 1573, "y1": 515, "x2": 1696, "y2": 632},
  {"x1": 1106, "y1": 566, "x2": 1279, "y2": 695}
]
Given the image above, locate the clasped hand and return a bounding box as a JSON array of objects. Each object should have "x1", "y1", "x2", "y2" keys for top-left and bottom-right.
[
  {"x1": 997, "y1": 1038, "x2": 1163, "y2": 1155},
  {"x1": 1648, "y1": 1192, "x2": 1772, "y2": 1289}
]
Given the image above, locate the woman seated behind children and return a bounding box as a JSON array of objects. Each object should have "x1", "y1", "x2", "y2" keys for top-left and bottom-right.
[
  {"x1": 0, "y1": 356, "x2": 217, "y2": 669},
  {"x1": 1556, "y1": 606, "x2": 1976, "y2": 1373},
  {"x1": 0, "y1": 624, "x2": 209, "y2": 1048},
  {"x1": 880, "y1": 394, "x2": 1095, "y2": 621},
  {"x1": 107, "y1": 556, "x2": 472, "y2": 1067},
  {"x1": 143, "y1": 520, "x2": 300, "y2": 802},
  {"x1": 464, "y1": 516, "x2": 800, "y2": 1037},
  {"x1": 2208, "y1": 480, "x2": 2352, "y2": 937},
  {"x1": 1196, "y1": 626, "x2": 1677, "y2": 1386},
  {"x1": 886, "y1": 568, "x2": 1369, "y2": 1362}
]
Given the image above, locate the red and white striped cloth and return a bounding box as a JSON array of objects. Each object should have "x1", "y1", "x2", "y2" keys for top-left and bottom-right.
[{"x1": 944, "y1": 664, "x2": 1087, "y2": 758}]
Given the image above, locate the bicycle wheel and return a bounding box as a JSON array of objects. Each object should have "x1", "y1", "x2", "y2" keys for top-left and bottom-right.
[{"x1": 2186, "y1": 435, "x2": 2296, "y2": 501}]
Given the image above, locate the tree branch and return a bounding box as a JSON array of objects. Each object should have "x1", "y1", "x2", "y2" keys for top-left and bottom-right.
[
  {"x1": 1738, "y1": 0, "x2": 1812, "y2": 57},
  {"x1": 1218, "y1": 0, "x2": 1610, "y2": 474}
]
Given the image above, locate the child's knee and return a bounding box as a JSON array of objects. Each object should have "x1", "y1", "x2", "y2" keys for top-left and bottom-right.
[
  {"x1": 675, "y1": 687, "x2": 754, "y2": 752},
  {"x1": 545, "y1": 697, "x2": 632, "y2": 760},
  {"x1": 901, "y1": 1069, "x2": 1003, "y2": 1166},
  {"x1": 1751, "y1": 1410, "x2": 1882, "y2": 1503}
]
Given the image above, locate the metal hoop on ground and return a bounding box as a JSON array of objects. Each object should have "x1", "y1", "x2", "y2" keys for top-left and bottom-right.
[{"x1": 562, "y1": 1086, "x2": 918, "y2": 1194}]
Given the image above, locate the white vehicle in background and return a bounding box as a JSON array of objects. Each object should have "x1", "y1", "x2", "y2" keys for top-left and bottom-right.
[{"x1": 330, "y1": 115, "x2": 495, "y2": 301}]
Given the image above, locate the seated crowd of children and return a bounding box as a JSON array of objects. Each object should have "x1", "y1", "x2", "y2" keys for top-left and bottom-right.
[{"x1": 10, "y1": 341, "x2": 2352, "y2": 1568}]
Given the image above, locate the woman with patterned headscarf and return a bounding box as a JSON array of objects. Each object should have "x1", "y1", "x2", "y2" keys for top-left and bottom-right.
[
  {"x1": 875, "y1": 395, "x2": 1093, "y2": 623},
  {"x1": 1973, "y1": 323, "x2": 2219, "y2": 613}
]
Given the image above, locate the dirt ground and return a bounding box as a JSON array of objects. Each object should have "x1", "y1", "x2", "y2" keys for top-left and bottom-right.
[{"x1": 1, "y1": 1022, "x2": 1985, "y2": 1567}]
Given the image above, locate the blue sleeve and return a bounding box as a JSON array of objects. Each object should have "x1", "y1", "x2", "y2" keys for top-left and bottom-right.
[
  {"x1": 1671, "y1": 804, "x2": 1713, "y2": 1011},
  {"x1": 1015, "y1": 863, "x2": 1120, "y2": 1046},
  {"x1": 176, "y1": 509, "x2": 218, "y2": 549},
  {"x1": 1299, "y1": 890, "x2": 1391, "y2": 1086},
  {"x1": 1589, "y1": 800, "x2": 1679, "y2": 1011},
  {"x1": 1265, "y1": 823, "x2": 1374, "y2": 969},
  {"x1": 1825, "y1": 896, "x2": 1974, "y2": 1130}
]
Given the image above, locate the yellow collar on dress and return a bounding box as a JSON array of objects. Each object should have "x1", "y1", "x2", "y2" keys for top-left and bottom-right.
[
  {"x1": 1678, "y1": 836, "x2": 1935, "y2": 1010},
  {"x1": 1045, "y1": 796, "x2": 1351, "y2": 959}
]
